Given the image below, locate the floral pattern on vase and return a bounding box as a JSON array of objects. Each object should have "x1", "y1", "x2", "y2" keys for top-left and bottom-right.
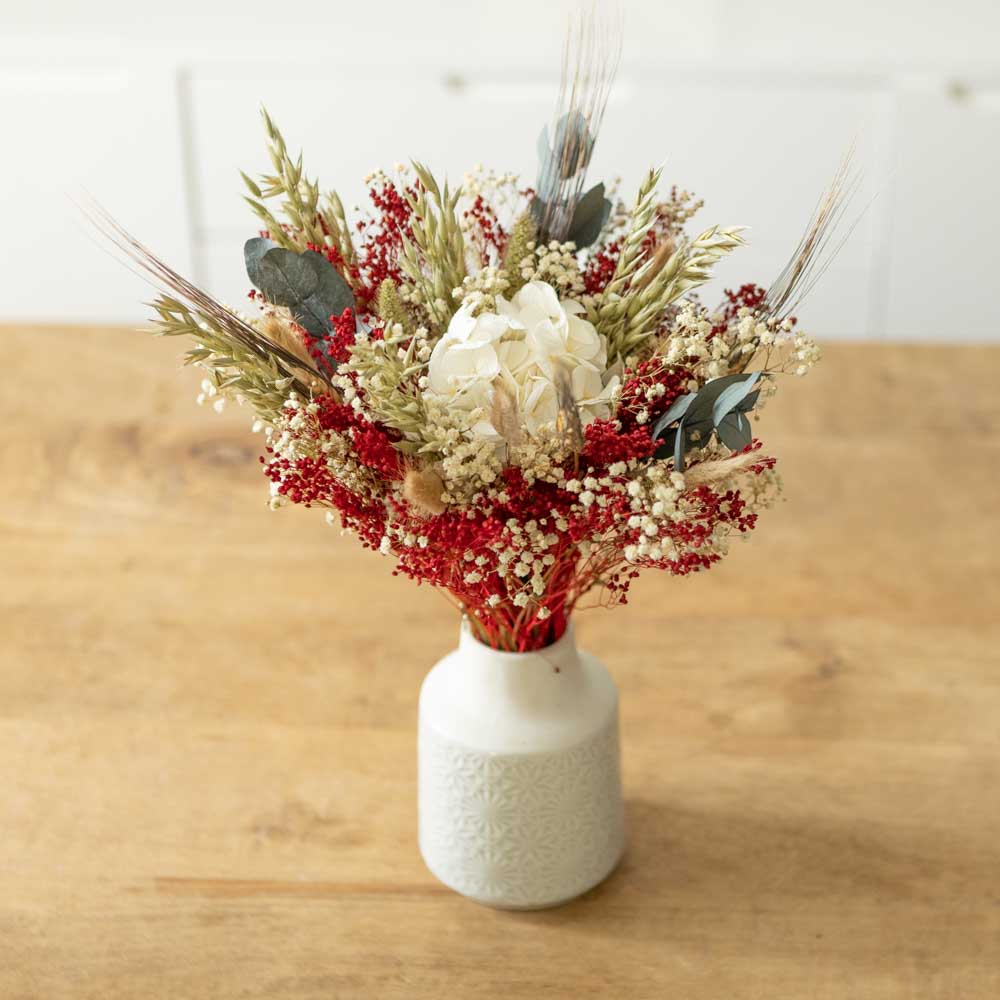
[{"x1": 418, "y1": 714, "x2": 624, "y2": 909}]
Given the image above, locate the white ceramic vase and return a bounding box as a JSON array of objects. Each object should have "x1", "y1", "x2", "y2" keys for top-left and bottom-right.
[{"x1": 418, "y1": 621, "x2": 624, "y2": 909}]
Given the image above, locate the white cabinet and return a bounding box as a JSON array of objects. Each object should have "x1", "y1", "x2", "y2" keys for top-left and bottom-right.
[
  {"x1": 0, "y1": 57, "x2": 192, "y2": 324},
  {"x1": 188, "y1": 67, "x2": 881, "y2": 339},
  {"x1": 882, "y1": 88, "x2": 1000, "y2": 340},
  {"x1": 0, "y1": 2, "x2": 997, "y2": 339},
  {"x1": 188, "y1": 65, "x2": 558, "y2": 306},
  {"x1": 591, "y1": 76, "x2": 883, "y2": 338}
]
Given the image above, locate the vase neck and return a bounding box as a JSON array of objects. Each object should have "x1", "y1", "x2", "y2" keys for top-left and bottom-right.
[
  {"x1": 459, "y1": 620, "x2": 579, "y2": 668},
  {"x1": 452, "y1": 621, "x2": 583, "y2": 714}
]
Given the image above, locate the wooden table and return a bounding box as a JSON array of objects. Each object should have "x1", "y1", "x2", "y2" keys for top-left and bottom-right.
[{"x1": 3, "y1": 327, "x2": 998, "y2": 999}]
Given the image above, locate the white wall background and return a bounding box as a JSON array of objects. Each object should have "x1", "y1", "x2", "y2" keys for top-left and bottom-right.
[{"x1": 1, "y1": 0, "x2": 998, "y2": 340}]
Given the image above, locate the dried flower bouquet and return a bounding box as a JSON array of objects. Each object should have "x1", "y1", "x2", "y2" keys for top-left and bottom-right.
[{"x1": 96, "y1": 22, "x2": 849, "y2": 652}]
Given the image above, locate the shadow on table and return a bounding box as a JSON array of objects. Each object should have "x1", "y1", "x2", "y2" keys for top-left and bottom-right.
[{"x1": 504, "y1": 796, "x2": 959, "y2": 936}]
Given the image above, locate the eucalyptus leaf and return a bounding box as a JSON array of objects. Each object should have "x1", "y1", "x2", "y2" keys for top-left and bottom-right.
[
  {"x1": 652, "y1": 430, "x2": 677, "y2": 462},
  {"x1": 529, "y1": 195, "x2": 549, "y2": 228},
  {"x1": 244, "y1": 237, "x2": 276, "y2": 287},
  {"x1": 650, "y1": 374, "x2": 765, "y2": 467},
  {"x1": 537, "y1": 125, "x2": 552, "y2": 173},
  {"x1": 716, "y1": 410, "x2": 753, "y2": 451},
  {"x1": 674, "y1": 417, "x2": 687, "y2": 471},
  {"x1": 246, "y1": 245, "x2": 354, "y2": 337},
  {"x1": 651, "y1": 391, "x2": 696, "y2": 439},
  {"x1": 566, "y1": 183, "x2": 612, "y2": 249},
  {"x1": 684, "y1": 374, "x2": 758, "y2": 427},
  {"x1": 711, "y1": 371, "x2": 761, "y2": 425}
]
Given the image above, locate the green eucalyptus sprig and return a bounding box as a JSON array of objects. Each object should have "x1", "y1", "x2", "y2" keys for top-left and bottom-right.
[
  {"x1": 651, "y1": 372, "x2": 763, "y2": 470},
  {"x1": 244, "y1": 237, "x2": 354, "y2": 343},
  {"x1": 532, "y1": 113, "x2": 611, "y2": 248}
]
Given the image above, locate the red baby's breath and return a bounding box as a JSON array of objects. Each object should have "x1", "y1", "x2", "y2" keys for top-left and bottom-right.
[
  {"x1": 463, "y1": 194, "x2": 506, "y2": 264},
  {"x1": 354, "y1": 178, "x2": 416, "y2": 301}
]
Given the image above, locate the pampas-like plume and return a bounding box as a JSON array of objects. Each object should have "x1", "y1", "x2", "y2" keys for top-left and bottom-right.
[
  {"x1": 535, "y1": 4, "x2": 623, "y2": 242},
  {"x1": 258, "y1": 313, "x2": 330, "y2": 393},
  {"x1": 82, "y1": 200, "x2": 332, "y2": 396},
  {"x1": 403, "y1": 466, "x2": 447, "y2": 517},
  {"x1": 682, "y1": 450, "x2": 768, "y2": 487}
]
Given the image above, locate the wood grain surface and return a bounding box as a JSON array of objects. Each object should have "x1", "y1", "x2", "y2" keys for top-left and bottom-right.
[{"x1": 2, "y1": 327, "x2": 998, "y2": 999}]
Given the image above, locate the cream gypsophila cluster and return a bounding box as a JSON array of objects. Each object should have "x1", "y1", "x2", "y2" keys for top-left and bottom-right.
[{"x1": 663, "y1": 301, "x2": 821, "y2": 383}]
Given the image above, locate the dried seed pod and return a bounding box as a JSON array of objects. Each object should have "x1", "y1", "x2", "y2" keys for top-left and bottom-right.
[{"x1": 403, "y1": 466, "x2": 447, "y2": 517}]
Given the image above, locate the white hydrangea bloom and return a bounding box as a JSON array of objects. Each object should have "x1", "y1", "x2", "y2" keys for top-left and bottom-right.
[{"x1": 426, "y1": 280, "x2": 619, "y2": 441}]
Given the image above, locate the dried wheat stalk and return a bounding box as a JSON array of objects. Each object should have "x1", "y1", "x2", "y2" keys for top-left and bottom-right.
[
  {"x1": 765, "y1": 148, "x2": 864, "y2": 320},
  {"x1": 82, "y1": 200, "x2": 331, "y2": 396},
  {"x1": 535, "y1": 3, "x2": 623, "y2": 242}
]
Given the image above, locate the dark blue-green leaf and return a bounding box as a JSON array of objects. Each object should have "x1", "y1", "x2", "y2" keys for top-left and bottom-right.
[
  {"x1": 566, "y1": 183, "x2": 612, "y2": 249},
  {"x1": 244, "y1": 237, "x2": 277, "y2": 287},
  {"x1": 685, "y1": 374, "x2": 757, "y2": 427},
  {"x1": 537, "y1": 111, "x2": 593, "y2": 185},
  {"x1": 711, "y1": 371, "x2": 761, "y2": 425},
  {"x1": 674, "y1": 417, "x2": 687, "y2": 471},
  {"x1": 716, "y1": 410, "x2": 753, "y2": 451},
  {"x1": 245, "y1": 244, "x2": 354, "y2": 337},
  {"x1": 652, "y1": 430, "x2": 677, "y2": 461},
  {"x1": 529, "y1": 195, "x2": 548, "y2": 228},
  {"x1": 651, "y1": 391, "x2": 697, "y2": 439}
]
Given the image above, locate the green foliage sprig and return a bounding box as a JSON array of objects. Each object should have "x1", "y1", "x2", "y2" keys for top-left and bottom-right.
[
  {"x1": 241, "y1": 109, "x2": 358, "y2": 289},
  {"x1": 614, "y1": 224, "x2": 746, "y2": 359},
  {"x1": 651, "y1": 372, "x2": 762, "y2": 470},
  {"x1": 152, "y1": 295, "x2": 305, "y2": 420},
  {"x1": 399, "y1": 162, "x2": 467, "y2": 331},
  {"x1": 344, "y1": 328, "x2": 430, "y2": 453},
  {"x1": 244, "y1": 237, "x2": 354, "y2": 340}
]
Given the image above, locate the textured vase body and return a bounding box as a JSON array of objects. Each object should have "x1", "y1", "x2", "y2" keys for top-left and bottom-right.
[{"x1": 418, "y1": 623, "x2": 624, "y2": 909}]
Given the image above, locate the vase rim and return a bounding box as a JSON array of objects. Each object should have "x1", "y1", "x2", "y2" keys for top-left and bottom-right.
[{"x1": 459, "y1": 618, "x2": 576, "y2": 662}]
